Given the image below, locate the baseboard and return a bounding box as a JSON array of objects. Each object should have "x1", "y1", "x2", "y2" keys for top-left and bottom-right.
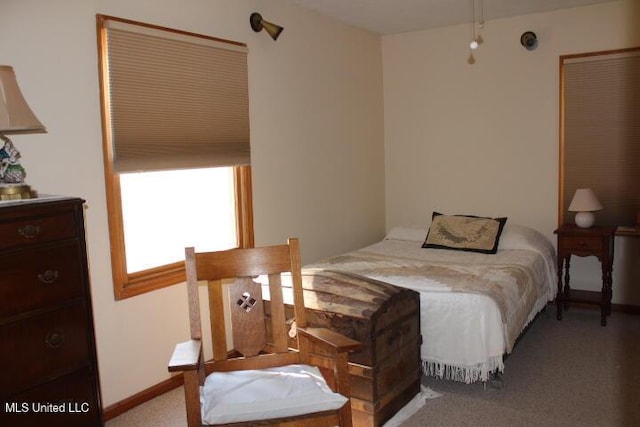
[
  {"x1": 103, "y1": 374, "x2": 183, "y2": 421},
  {"x1": 562, "y1": 290, "x2": 640, "y2": 315},
  {"x1": 611, "y1": 302, "x2": 640, "y2": 314},
  {"x1": 570, "y1": 302, "x2": 640, "y2": 315}
]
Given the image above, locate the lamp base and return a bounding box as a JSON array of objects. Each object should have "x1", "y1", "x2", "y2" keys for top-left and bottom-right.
[
  {"x1": 0, "y1": 183, "x2": 38, "y2": 201},
  {"x1": 574, "y1": 211, "x2": 595, "y2": 228}
]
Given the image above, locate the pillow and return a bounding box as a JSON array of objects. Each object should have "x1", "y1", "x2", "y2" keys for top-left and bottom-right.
[
  {"x1": 422, "y1": 212, "x2": 507, "y2": 254},
  {"x1": 499, "y1": 223, "x2": 550, "y2": 252},
  {"x1": 200, "y1": 364, "x2": 347, "y2": 424},
  {"x1": 384, "y1": 226, "x2": 428, "y2": 242}
]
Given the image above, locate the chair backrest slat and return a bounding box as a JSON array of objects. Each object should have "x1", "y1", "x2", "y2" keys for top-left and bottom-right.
[
  {"x1": 267, "y1": 272, "x2": 288, "y2": 352},
  {"x1": 288, "y1": 238, "x2": 308, "y2": 328},
  {"x1": 207, "y1": 279, "x2": 228, "y2": 361},
  {"x1": 229, "y1": 276, "x2": 267, "y2": 357}
]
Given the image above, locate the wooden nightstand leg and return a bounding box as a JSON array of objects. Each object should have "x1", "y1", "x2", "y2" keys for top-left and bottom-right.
[
  {"x1": 600, "y1": 272, "x2": 607, "y2": 327},
  {"x1": 606, "y1": 272, "x2": 612, "y2": 316},
  {"x1": 600, "y1": 265, "x2": 613, "y2": 327},
  {"x1": 556, "y1": 257, "x2": 564, "y2": 320},
  {"x1": 563, "y1": 255, "x2": 571, "y2": 311}
]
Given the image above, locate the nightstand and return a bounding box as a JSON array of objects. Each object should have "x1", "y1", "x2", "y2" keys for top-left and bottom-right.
[{"x1": 554, "y1": 225, "x2": 616, "y2": 326}]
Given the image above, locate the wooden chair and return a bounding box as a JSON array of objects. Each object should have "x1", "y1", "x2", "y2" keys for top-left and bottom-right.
[{"x1": 168, "y1": 238, "x2": 362, "y2": 426}]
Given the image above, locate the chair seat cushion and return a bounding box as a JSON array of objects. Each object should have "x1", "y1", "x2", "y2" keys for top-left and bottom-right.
[{"x1": 200, "y1": 364, "x2": 347, "y2": 424}]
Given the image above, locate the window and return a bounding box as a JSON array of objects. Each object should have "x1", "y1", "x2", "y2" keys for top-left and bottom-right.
[
  {"x1": 96, "y1": 15, "x2": 254, "y2": 299},
  {"x1": 559, "y1": 47, "x2": 640, "y2": 227},
  {"x1": 120, "y1": 167, "x2": 237, "y2": 273}
]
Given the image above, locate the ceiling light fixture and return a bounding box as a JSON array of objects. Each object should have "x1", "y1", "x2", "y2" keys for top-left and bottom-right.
[
  {"x1": 467, "y1": 0, "x2": 484, "y2": 64},
  {"x1": 469, "y1": 0, "x2": 478, "y2": 50},
  {"x1": 476, "y1": 0, "x2": 485, "y2": 46}
]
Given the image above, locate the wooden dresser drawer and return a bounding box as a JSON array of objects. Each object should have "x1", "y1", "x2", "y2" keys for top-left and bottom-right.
[
  {"x1": 560, "y1": 235, "x2": 602, "y2": 252},
  {"x1": 0, "y1": 303, "x2": 89, "y2": 395},
  {"x1": 0, "y1": 242, "x2": 85, "y2": 318},
  {"x1": 0, "y1": 210, "x2": 77, "y2": 251}
]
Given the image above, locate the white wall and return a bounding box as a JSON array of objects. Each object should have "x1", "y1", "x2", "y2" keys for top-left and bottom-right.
[
  {"x1": 0, "y1": 0, "x2": 384, "y2": 407},
  {"x1": 382, "y1": 0, "x2": 640, "y2": 305}
]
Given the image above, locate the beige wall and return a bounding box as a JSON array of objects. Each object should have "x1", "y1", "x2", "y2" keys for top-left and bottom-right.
[
  {"x1": 382, "y1": 0, "x2": 640, "y2": 305},
  {"x1": 3, "y1": 0, "x2": 639, "y2": 412},
  {"x1": 0, "y1": 0, "x2": 384, "y2": 407}
]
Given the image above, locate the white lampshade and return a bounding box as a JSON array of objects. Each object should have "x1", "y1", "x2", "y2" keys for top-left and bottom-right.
[
  {"x1": 568, "y1": 188, "x2": 603, "y2": 212},
  {"x1": 568, "y1": 188, "x2": 603, "y2": 228},
  {"x1": 0, "y1": 65, "x2": 46, "y2": 134}
]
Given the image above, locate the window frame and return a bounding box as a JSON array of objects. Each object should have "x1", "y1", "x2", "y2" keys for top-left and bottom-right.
[
  {"x1": 558, "y1": 46, "x2": 640, "y2": 228},
  {"x1": 96, "y1": 14, "x2": 254, "y2": 300}
]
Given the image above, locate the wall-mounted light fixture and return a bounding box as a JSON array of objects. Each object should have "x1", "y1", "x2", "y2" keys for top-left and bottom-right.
[
  {"x1": 520, "y1": 31, "x2": 538, "y2": 51},
  {"x1": 250, "y1": 12, "x2": 283, "y2": 41}
]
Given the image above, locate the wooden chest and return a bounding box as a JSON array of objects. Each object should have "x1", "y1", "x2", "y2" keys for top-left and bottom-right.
[{"x1": 268, "y1": 269, "x2": 422, "y2": 427}]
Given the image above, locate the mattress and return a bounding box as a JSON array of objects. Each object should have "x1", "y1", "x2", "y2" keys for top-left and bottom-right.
[{"x1": 306, "y1": 223, "x2": 557, "y2": 383}]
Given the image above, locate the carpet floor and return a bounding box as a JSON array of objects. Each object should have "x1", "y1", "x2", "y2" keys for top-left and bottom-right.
[{"x1": 106, "y1": 306, "x2": 640, "y2": 426}]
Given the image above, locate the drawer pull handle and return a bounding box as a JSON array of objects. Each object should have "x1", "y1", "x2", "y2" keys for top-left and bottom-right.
[
  {"x1": 579, "y1": 240, "x2": 587, "y2": 246},
  {"x1": 38, "y1": 269, "x2": 60, "y2": 284},
  {"x1": 45, "y1": 330, "x2": 65, "y2": 350},
  {"x1": 18, "y1": 224, "x2": 41, "y2": 239}
]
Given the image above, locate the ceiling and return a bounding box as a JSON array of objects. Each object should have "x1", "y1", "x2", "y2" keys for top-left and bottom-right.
[{"x1": 291, "y1": 0, "x2": 617, "y2": 35}]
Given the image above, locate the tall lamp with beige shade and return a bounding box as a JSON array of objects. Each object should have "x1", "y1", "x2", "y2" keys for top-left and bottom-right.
[
  {"x1": 568, "y1": 188, "x2": 603, "y2": 228},
  {"x1": 0, "y1": 65, "x2": 46, "y2": 200}
]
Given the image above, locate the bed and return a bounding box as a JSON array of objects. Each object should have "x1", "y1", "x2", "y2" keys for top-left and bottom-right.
[{"x1": 305, "y1": 215, "x2": 557, "y2": 384}]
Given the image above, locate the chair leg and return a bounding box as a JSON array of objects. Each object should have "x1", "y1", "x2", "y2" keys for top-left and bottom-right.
[
  {"x1": 339, "y1": 401, "x2": 353, "y2": 427},
  {"x1": 183, "y1": 371, "x2": 202, "y2": 427},
  {"x1": 335, "y1": 352, "x2": 353, "y2": 427}
]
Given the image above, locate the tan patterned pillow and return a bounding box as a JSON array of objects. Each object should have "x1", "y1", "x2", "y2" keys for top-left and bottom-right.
[{"x1": 422, "y1": 212, "x2": 507, "y2": 254}]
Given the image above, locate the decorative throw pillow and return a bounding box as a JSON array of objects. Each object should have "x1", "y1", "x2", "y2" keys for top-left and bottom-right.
[{"x1": 422, "y1": 212, "x2": 507, "y2": 254}]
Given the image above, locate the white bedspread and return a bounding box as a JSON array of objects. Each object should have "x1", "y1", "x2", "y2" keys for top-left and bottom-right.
[{"x1": 306, "y1": 224, "x2": 557, "y2": 383}]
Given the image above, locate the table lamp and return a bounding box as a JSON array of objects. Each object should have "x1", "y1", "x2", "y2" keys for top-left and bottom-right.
[
  {"x1": 0, "y1": 65, "x2": 46, "y2": 200},
  {"x1": 568, "y1": 188, "x2": 603, "y2": 228}
]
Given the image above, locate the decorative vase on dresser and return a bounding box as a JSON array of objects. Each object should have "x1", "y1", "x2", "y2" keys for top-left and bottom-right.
[{"x1": 0, "y1": 196, "x2": 103, "y2": 426}]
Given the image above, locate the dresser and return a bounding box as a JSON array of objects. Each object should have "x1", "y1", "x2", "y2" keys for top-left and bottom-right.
[{"x1": 0, "y1": 197, "x2": 103, "y2": 426}]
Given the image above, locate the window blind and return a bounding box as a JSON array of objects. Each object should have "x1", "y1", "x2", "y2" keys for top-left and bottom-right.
[
  {"x1": 103, "y1": 18, "x2": 250, "y2": 172},
  {"x1": 561, "y1": 49, "x2": 640, "y2": 226}
]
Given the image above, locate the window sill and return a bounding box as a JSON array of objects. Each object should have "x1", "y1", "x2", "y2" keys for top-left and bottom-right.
[{"x1": 115, "y1": 261, "x2": 186, "y2": 300}]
